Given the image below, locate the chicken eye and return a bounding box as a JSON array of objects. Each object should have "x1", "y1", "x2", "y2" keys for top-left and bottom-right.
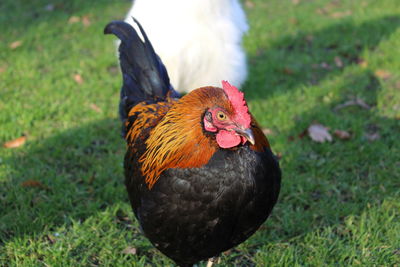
[{"x1": 217, "y1": 111, "x2": 227, "y2": 121}]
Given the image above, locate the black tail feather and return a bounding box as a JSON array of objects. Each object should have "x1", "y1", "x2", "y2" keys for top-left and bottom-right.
[{"x1": 104, "y1": 19, "x2": 178, "y2": 126}]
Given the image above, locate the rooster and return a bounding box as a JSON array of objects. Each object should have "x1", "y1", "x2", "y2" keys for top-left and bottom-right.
[
  {"x1": 122, "y1": 0, "x2": 248, "y2": 93},
  {"x1": 104, "y1": 19, "x2": 281, "y2": 267}
]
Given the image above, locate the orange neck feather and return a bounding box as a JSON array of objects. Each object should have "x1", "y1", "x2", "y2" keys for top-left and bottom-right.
[
  {"x1": 249, "y1": 117, "x2": 271, "y2": 152},
  {"x1": 139, "y1": 87, "x2": 231, "y2": 189}
]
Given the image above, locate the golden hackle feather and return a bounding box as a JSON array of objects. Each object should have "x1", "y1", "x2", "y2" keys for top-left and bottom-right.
[
  {"x1": 139, "y1": 87, "x2": 234, "y2": 189},
  {"x1": 126, "y1": 86, "x2": 272, "y2": 189},
  {"x1": 126, "y1": 101, "x2": 173, "y2": 144}
]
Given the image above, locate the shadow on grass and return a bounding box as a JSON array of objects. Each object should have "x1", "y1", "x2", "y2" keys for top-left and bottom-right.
[
  {"x1": 241, "y1": 15, "x2": 400, "y2": 246},
  {"x1": 263, "y1": 70, "x2": 400, "y2": 242},
  {"x1": 219, "y1": 70, "x2": 399, "y2": 266},
  {"x1": 244, "y1": 15, "x2": 400, "y2": 99},
  {"x1": 0, "y1": 0, "x2": 127, "y2": 27},
  {"x1": 225, "y1": 16, "x2": 400, "y2": 263},
  {"x1": 0, "y1": 118, "x2": 127, "y2": 243}
]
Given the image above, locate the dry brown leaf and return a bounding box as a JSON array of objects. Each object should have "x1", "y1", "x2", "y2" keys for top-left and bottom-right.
[
  {"x1": 334, "y1": 56, "x2": 344, "y2": 68},
  {"x1": 330, "y1": 10, "x2": 352, "y2": 18},
  {"x1": 245, "y1": 0, "x2": 255, "y2": 8},
  {"x1": 358, "y1": 58, "x2": 368, "y2": 68},
  {"x1": 334, "y1": 129, "x2": 351, "y2": 140},
  {"x1": 298, "y1": 129, "x2": 308, "y2": 139},
  {"x1": 82, "y1": 15, "x2": 91, "y2": 27},
  {"x1": 21, "y1": 180, "x2": 48, "y2": 190},
  {"x1": 289, "y1": 128, "x2": 308, "y2": 141},
  {"x1": 292, "y1": 0, "x2": 300, "y2": 5},
  {"x1": 122, "y1": 247, "x2": 137, "y2": 255},
  {"x1": 45, "y1": 234, "x2": 56, "y2": 244},
  {"x1": 374, "y1": 69, "x2": 392, "y2": 80},
  {"x1": 68, "y1": 16, "x2": 80, "y2": 24},
  {"x1": 305, "y1": 34, "x2": 314, "y2": 42},
  {"x1": 262, "y1": 128, "x2": 273, "y2": 135},
  {"x1": 73, "y1": 74, "x2": 83, "y2": 84},
  {"x1": 289, "y1": 18, "x2": 298, "y2": 25},
  {"x1": 90, "y1": 103, "x2": 102, "y2": 113},
  {"x1": 3, "y1": 136, "x2": 26, "y2": 148},
  {"x1": 316, "y1": 8, "x2": 328, "y2": 15},
  {"x1": 308, "y1": 123, "x2": 332, "y2": 143},
  {"x1": 9, "y1": 41, "x2": 22, "y2": 49},
  {"x1": 36, "y1": 45, "x2": 44, "y2": 52},
  {"x1": 327, "y1": 0, "x2": 341, "y2": 8},
  {"x1": 283, "y1": 67, "x2": 294, "y2": 75},
  {"x1": 0, "y1": 65, "x2": 7, "y2": 73}
]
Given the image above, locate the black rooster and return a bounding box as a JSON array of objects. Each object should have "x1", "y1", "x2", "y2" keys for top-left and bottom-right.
[{"x1": 104, "y1": 19, "x2": 281, "y2": 267}]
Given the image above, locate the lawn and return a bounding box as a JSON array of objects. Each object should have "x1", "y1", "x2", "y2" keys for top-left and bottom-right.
[{"x1": 1, "y1": 0, "x2": 399, "y2": 266}]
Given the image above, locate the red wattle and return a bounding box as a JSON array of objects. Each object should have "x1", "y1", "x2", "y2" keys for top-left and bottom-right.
[{"x1": 216, "y1": 130, "x2": 241, "y2": 148}]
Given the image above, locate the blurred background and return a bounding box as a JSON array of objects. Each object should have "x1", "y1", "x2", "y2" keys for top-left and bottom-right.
[{"x1": 0, "y1": 0, "x2": 399, "y2": 266}]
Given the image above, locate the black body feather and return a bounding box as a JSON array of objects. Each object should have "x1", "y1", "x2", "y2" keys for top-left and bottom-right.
[
  {"x1": 105, "y1": 19, "x2": 281, "y2": 267},
  {"x1": 125, "y1": 146, "x2": 281, "y2": 266}
]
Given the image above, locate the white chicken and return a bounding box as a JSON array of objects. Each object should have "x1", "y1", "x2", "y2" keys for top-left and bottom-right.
[{"x1": 123, "y1": 0, "x2": 249, "y2": 93}]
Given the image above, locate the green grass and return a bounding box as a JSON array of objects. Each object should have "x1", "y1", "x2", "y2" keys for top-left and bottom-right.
[{"x1": 1, "y1": 0, "x2": 399, "y2": 266}]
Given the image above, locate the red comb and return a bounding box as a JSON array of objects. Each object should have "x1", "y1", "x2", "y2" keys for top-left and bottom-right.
[{"x1": 221, "y1": 80, "x2": 251, "y2": 128}]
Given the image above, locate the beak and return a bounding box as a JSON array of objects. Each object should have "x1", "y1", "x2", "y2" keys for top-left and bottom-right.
[{"x1": 234, "y1": 128, "x2": 255, "y2": 145}]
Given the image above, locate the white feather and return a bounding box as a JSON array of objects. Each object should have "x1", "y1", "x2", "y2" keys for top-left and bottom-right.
[{"x1": 121, "y1": 0, "x2": 248, "y2": 92}]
